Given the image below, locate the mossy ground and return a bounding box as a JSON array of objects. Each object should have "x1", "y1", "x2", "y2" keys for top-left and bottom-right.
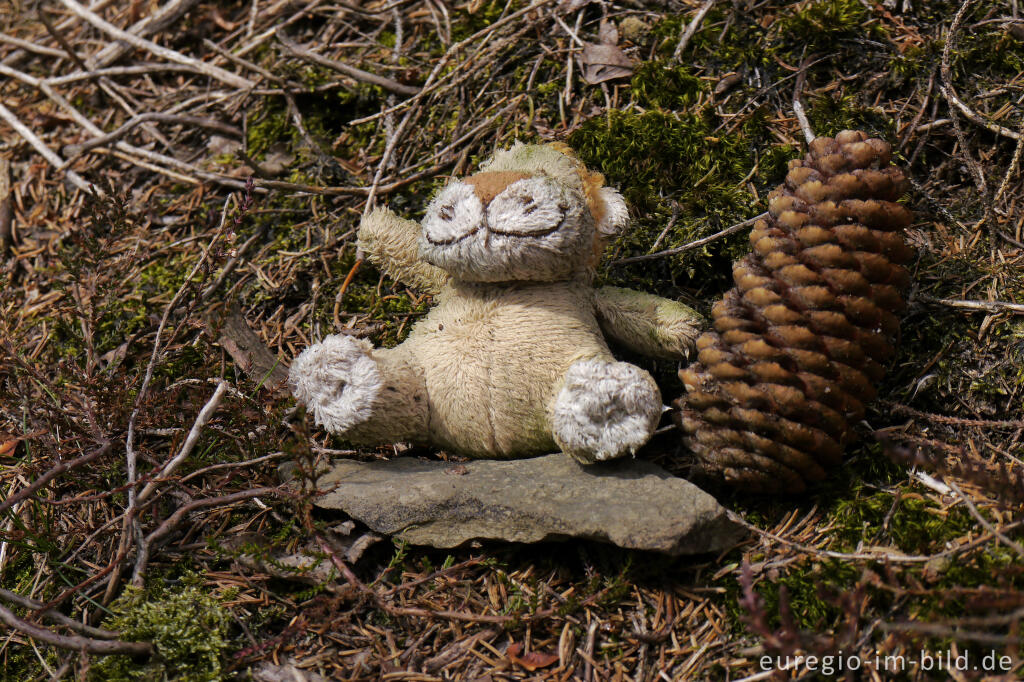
[{"x1": 2, "y1": 0, "x2": 1024, "y2": 679}]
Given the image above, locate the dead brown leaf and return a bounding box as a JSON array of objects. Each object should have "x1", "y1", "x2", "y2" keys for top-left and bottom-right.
[
  {"x1": 579, "y1": 43, "x2": 633, "y2": 85},
  {"x1": 507, "y1": 641, "x2": 560, "y2": 671},
  {"x1": 597, "y1": 17, "x2": 618, "y2": 46}
]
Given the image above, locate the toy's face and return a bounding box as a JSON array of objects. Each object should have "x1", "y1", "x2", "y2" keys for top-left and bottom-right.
[{"x1": 419, "y1": 170, "x2": 595, "y2": 282}]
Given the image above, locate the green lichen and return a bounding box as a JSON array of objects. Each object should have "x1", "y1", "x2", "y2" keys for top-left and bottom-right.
[{"x1": 91, "y1": 582, "x2": 232, "y2": 682}]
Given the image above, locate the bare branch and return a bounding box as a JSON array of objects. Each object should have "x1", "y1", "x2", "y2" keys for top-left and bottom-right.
[
  {"x1": 672, "y1": 0, "x2": 716, "y2": 63},
  {"x1": 0, "y1": 601, "x2": 152, "y2": 657},
  {"x1": 921, "y1": 296, "x2": 1024, "y2": 315},
  {"x1": 144, "y1": 487, "x2": 284, "y2": 547},
  {"x1": 610, "y1": 213, "x2": 766, "y2": 265},
  {"x1": 947, "y1": 479, "x2": 1024, "y2": 560},
  {"x1": 0, "y1": 588, "x2": 118, "y2": 640},
  {"x1": 64, "y1": 113, "x2": 242, "y2": 160},
  {"x1": 88, "y1": 0, "x2": 202, "y2": 69},
  {"x1": 137, "y1": 381, "x2": 228, "y2": 504},
  {"x1": 0, "y1": 442, "x2": 111, "y2": 516},
  {"x1": 55, "y1": 0, "x2": 254, "y2": 90},
  {"x1": 793, "y1": 58, "x2": 815, "y2": 144},
  {"x1": 0, "y1": 101, "x2": 91, "y2": 192},
  {"x1": 276, "y1": 30, "x2": 419, "y2": 96}
]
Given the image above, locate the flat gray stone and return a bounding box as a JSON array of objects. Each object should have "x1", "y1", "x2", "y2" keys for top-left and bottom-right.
[{"x1": 311, "y1": 453, "x2": 744, "y2": 555}]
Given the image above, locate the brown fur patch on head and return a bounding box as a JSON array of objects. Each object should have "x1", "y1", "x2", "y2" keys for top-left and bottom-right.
[
  {"x1": 465, "y1": 171, "x2": 531, "y2": 205},
  {"x1": 478, "y1": 142, "x2": 619, "y2": 271},
  {"x1": 545, "y1": 143, "x2": 612, "y2": 267},
  {"x1": 546, "y1": 142, "x2": 608, "y2": 227}
]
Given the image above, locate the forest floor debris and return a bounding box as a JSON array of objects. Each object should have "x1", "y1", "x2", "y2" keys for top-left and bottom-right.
[{"x1": 2, "y1": 0, "x2": 1024, "y2": 679}]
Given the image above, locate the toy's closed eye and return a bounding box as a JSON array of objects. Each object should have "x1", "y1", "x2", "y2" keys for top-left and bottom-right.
[
  {"x1": 487, "y1": 179, "x2": 566, "y2": 236},
  {"x1": 423, "y1": 182, "x2": 483, "y2": 245}
]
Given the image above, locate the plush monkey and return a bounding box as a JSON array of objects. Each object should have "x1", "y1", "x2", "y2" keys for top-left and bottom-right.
[{"x1": 289, "y1": 143, "x2": 703, "y2": 463}]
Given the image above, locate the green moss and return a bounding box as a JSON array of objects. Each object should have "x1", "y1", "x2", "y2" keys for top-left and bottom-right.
[
  {"x1": 451, "y1": 0, "x2": 519, "y2": 42},
  {"x1": 91, "y1": 583, "x2": 232, "y2": 682},
  {"x1": 246, "y1": 104, "x2": 290, "y2": 158},
  {"x1": 831, "y1": 491, "x2": 974, "y2": 554},
  {"x1": 245, "y1": 85, "x2": 382, "y2": 174},
  {"x1": 650, "y1": 8, "x2": 770, "y2": 69},
  {"x1": 957, "y1": 19, "x2": 1024, "y2": 77},
  {"x1": 770, "y1": 0, "x2": 877, "y2": 55},
  {"x1": 140, "y1": 259, "x2": 189, "y2": 296},
  {"x1": 630, "y1": 61, "x2": 704, "y2": 111},
  {"x1": 806, "y1": 91, "x2": 892, "y2": 140},
  {"x1": 569, "y1": 110, "x2": 751, "y2": 214},
  {"x1": 569, "y1": 108, "x2": 791, "y2": 295},
  {"x1": 887, "y1": 40, "x2": 941, "y2": 83}
]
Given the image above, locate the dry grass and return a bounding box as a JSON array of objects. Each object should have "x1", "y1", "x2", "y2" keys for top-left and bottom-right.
[{"x1": 2, "y1": 0, "x2": 1024, "y2": 680}]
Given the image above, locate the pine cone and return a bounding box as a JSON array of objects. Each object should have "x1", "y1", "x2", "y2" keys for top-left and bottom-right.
[{"x1": 673, "y1": 131, "x2": 914, "y2": 493}]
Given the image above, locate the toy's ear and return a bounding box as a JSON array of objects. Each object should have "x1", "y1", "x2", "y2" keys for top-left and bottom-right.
[{"x1": 595, "y1": 187, "x2": 629, "y2": 236}]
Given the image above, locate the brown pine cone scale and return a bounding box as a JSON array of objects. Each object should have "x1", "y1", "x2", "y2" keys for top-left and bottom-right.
[{"x1": 673, "y1": 131, "x2": 913, "y2": 493}]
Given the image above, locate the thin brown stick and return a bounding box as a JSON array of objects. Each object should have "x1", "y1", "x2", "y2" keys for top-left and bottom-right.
[
  {"x1": 251, "y1": 160, "x2": 451, "y2": 198},
  {"x1": 672, "y1": 0, "x2": 716, "y2": 63},
  {"x1": 55, "y1": 0, "x2": 254, "y2": 90},
  {"x1": 344, "y1": 0, "x2": 557, "y2": 127},
  {"x1": 144, "y1": 487, "x2": 284, "y2": 547},
  {"x1": 0, "y1": 61, "x2": 249, "y2": 191},
  {"x1": 315, "y1": 536, "x2": 554, "y2": 624},
  {"x1": 0, "y1": 101, "x2": 91, "y2": 192},
  {"x1": 275, "y1": 30, "x2": 419, "y2": 96},
  {"x1": 0, "y1": 602, "x2": 152, "y2": 657},
  {"x1": 64, "y1": 113, "x2": 242, "y2": 160},
  {"x1": 37, "y1": 7, "x2": 89, "y2": 73},
  {"x1": 108, "y1": 211, "x2": 230, "y2": 599},
  {"x1": 941, "y1": 0, "x2": 1021, "y2": 142},
  {"x1": 0, "y1": 0, "x2": 115, "y2": 67},
  {"x1": 0, "y1": 158, "x2": 10, "y2": 255},
  {"x1": 0, "y1": 32, "x2": 66, "y2": 58},
  {"x1": 332, "y1": 259, "x2": 363, "y2": 330},
  {"x1": 610, "y1": 212, "x2": 766, "y2": 265},
  {"x1": 946, "y1": 479, "x2": 1024, "y2": 559},
  {"x1": 879, "y1": 400, "x2": 1024, "y2": 428},
  {"x1": 921, "y1": 296, "x2": 1024, "y2": 315},
  {"x1": 878, "y1": 619, "x2": 1020, "y2": 645},
  {"x1": 0, "y1": 588, "x2": 117, "y2": 640},
  {"x1": 88, "y1": 0, "x2": 202, "y2": 69},
  {"x1": 46, "y1": 63, "x2": 202, "y2": 85},
  {"x1": 726, "y1": 511, "x2": 1023, "y2": 564},
  {"x1": 136, "y1": 381, "x2": 228, "y2": 504},
  {"x1": 131, "y1": 486, "x2": 285, "y2": 586},
  {"x1": 0, "y1": 442, "x2": 111, "y2": 516}
]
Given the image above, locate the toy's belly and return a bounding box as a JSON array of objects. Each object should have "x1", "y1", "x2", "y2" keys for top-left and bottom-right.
[{"x1": 407, "y1": 285, "x2": 610, "y2": 458}]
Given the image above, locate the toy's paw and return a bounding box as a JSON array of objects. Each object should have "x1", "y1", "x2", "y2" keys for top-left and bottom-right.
[
  {"x1": 288, "y1": 335, "x2": 382, "y2": 434},
  {"x1": 552, "y1": 359, "x2": 661, "y2": 463}
]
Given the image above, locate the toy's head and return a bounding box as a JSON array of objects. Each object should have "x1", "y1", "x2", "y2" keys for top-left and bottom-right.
[{"x1": 418, "y1": 143, "x2": 628, "y2": 282}]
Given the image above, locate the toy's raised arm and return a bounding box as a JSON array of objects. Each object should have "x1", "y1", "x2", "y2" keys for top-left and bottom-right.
[
  {"x1": 594, "y1": 286, "x2": 704, "y2": 361},
  {"x1": 357, "y1": 207, "x2": 450, "y2": 295}
]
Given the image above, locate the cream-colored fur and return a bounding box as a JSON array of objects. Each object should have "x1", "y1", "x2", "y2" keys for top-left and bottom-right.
[{"x1": 290, "y1": 142, "x2": 704, "y2": 463}]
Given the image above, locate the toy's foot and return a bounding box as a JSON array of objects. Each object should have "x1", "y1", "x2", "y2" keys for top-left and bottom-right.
[
  {"x1": 288, "y1": 335, "x2": 382, "y2": 434},
  {"x1": 551, "y1": 359, "x2": 661, "y2": 464}
]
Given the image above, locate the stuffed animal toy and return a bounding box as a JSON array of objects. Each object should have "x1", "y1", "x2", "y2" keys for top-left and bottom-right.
[{"x1": 289, "y1": 142, "x2": 703, "y2": 463}]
